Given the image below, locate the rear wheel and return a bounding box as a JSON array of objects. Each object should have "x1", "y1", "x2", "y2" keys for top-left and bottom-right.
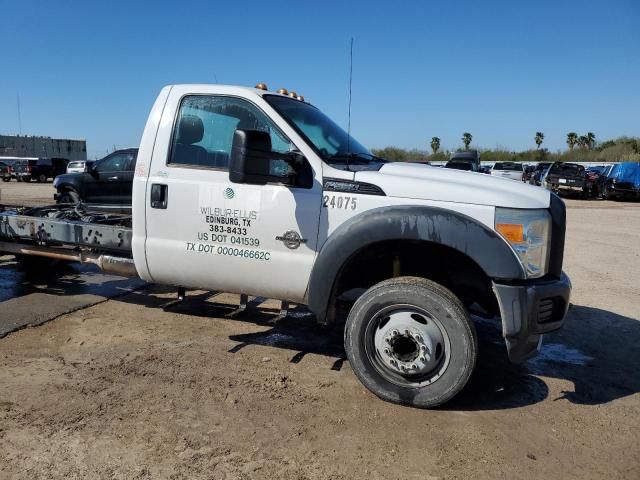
[
  {"x1": 344, "y1": 276, "x2": 477, "y2": 408},
  {"x1": 57, "y1": 190, "x2": 80, "y2": 205},
  {"x1": 37, "y1": 173, "x2": 47, "y2": 183}
]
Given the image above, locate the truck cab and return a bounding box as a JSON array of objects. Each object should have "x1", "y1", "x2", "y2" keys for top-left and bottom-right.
[{"x1": 127, "y1": 84, "x2": 571, "y2": 408}]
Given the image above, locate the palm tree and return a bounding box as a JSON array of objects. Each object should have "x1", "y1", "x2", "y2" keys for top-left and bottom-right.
[
  {"x1": 578, "y1": 135, "x2": 588, "y2": 149},
  {"x1": 430, "y1": 137, "x2": 440, "y2": 155},
  {"x1": 566, "y1": 132, "x2": 578, "y2": 151},
  {"x1": 586, "y1": 132, "x2": 596, "y2": 150},
  {"x1": 535, "y1": 132, "x2": 544, "y2": 150},
  {"x1": 462, "y1": 132, "x2": 472, "y2": 150}
]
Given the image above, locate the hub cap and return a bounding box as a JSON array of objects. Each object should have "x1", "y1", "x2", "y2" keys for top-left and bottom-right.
[{"x1": 369, "y1": 306, "x2": 450, "y2": 385}]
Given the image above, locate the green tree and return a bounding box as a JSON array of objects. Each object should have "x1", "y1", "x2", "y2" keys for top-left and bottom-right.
[
  {"x1": 586, "y1": 132, "x2": 596, "y2": 150},
  {"x1": 430, "y1": 136, "x2": 441, "y2": 155},
  {"x1": 566, "y1": 132, "x2": 578, "y2": 151},
  {"x1": 535, "y1": 132, "x2": 544, "y2": 149},
  {"x1": 578, "y1": 135, "x2": 588, "y2": 149},
  {"x1": 462, "y1": 132, "x2": 472, "y2": 150}
]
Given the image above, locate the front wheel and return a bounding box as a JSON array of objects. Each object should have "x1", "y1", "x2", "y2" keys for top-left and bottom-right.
[
  {"x1": 56, "y1": 190, "x2": 80, "y2": 205},
  {"x1": 37, "y1": 173, "x2": 47, "y2": 183},
  {"x1": 344, "y1": 276, "x2": 477, "y2": 408}
]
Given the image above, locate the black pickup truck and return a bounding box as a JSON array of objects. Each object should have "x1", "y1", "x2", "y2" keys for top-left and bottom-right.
[
  {"x1": 13, "y1": 157, "x2": 69, "y2": 182},
  {"x1": 544, "y1": 162, "x2": 595, "y2": 197}
]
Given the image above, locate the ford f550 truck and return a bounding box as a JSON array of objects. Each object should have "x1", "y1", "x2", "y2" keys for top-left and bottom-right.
[{"x1": 0, "y1": 84, "x2": 571, "y2": 408}]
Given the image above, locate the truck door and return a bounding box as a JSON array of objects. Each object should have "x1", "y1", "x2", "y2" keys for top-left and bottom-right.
[{"x1": 143, "y1": 94, "x2": 322, "y2": 302}]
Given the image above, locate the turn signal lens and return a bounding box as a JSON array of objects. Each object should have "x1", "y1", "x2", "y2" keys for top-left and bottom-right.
[
  {"x1": 277, "y1": 88, "x2": 288, "y2": 95},
  {"x1": 288, "y1": 91, "x2": 298, "y2": 98},
  {"x1": 254, "y1": 83, "x2": 268, "y2": 90},
  {"x1": 496, "y1": 223, "x2": 524, "y2": 243}
]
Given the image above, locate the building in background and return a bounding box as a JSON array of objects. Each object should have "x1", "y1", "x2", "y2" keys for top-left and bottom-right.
[{"x1": 0, "y1": 134, "x2": 87, "y2": 161}]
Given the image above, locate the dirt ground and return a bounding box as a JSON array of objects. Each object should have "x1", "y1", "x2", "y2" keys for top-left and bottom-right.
[
  {"x1": 0, "y1": 193, "x2": 639, "y2": 479},
  {"x1": 0, "y1": 180, "x2": 56, "y2": 207}
]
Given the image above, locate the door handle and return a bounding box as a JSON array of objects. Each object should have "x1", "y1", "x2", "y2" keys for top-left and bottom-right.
[{"x1": 150, "y1": 183, "x2": 168, "y2": 209}]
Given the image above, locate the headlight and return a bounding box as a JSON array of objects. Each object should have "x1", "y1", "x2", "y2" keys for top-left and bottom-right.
[{"x1": 495, "y1": 208, "x2": 551, "y2": 279}]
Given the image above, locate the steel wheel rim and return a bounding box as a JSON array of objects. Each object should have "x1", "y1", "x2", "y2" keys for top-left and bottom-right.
[{"x1": 364, "y1": 303, "x2": 451, "y2": 387}]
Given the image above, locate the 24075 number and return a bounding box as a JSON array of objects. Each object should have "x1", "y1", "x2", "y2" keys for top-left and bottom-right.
[{"x1": 322, "y1": 195, "x2": 357, "y2": 210}]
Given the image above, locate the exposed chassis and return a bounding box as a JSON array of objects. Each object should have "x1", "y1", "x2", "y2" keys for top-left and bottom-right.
[{"x1": 0, "y1": 204, "x2": 133, "y2": 254}]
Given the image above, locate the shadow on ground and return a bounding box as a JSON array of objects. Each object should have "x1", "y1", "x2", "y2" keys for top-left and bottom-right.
[{"x1": 121, "y1": 288, "x2": 640, "y2": 411}]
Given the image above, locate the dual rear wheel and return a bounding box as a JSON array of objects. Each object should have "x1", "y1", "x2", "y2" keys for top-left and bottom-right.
[{"x1": 344, "y1": 277, "x2": 477, "y2": 408}]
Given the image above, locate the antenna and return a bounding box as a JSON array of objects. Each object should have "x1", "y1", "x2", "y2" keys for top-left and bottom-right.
[
  {"x1": 16, "y1": 93, "x2": 22, "y2": 134},
  {"x1": 347, "y1": 37, "x2": 354, "y2": 155}
]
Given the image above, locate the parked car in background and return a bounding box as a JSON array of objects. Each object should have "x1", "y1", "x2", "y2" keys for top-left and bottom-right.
[
  {"x1": 66, "y1": 160, "x2": 89, "y2": 174},
  {"x1": 478, "y1": 165, "x2": 491, "y2": 174},
  {"x1": 584, "y1": 165, "x2": 606, "y2": 197},
  {"x1": 490, "y1": 162, "x2": 523, "y2": 181},
  {"x1": 445, "y1": 160, "x2": 475, "y2": 171},
  {"x1": 602, "y1": 162, "x2": 640, "y2": 200},
  {"x1": 522, "y1": 165, "x2": 536, "y2": 183},
  {"x1": 0, "y1": 156, "x2": 30, "y2": 181},
  {"x1": 13, "y1": 157, "x2": 68, "y2": 182},
  {"x1": 529, "y1": 162, "x2": 552, "y2": 186},
  {"x1": 595, "y1": 164, "x2": 616, "y2": 197},
  {"x1": 0, "y1": 161, "x2": 12, "y2": 182},
  {"x1": 54, "y1": 148, "x2": 138, "y2": 208},
  {"x1": 446, "y1": 150, "x2": 480, "y2": 172},
  {"x1": 543, "y1": 162, "x2": 594, "y2": 197}
]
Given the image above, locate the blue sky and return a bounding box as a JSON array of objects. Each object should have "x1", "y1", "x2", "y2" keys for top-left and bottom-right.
[{"x1": 1, "y1": 0, "x2": 638, "y2": 158}]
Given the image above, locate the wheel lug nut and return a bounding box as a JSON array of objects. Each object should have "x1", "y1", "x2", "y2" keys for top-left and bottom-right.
[
  {"x1": 411, "y1": 364, "x2": 417, "y2": 369},
  {"x1": 384, "y1": 348, "x2": 390, "y2": 355},
  {"x1": 392, "y1": 329, "x2": 398, "y2": 336},
  {"x1": 419, "y1": 357, "x2": 425, "y2": 362},
  {"x1": 385, "y1": 338, "x2": 391, "y2": 344},
  {"x1": 420, "y1": 345, "x2": 427, "y2": 351},
  {"x1": 415, "y1": 335, "x2": 422, "y2": 342},
  {"x1": 404, "y1": 329, "x2": 410, "y2": 336}
]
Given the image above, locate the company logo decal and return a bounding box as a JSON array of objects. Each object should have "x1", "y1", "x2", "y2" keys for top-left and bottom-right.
[
  {"x1": 275, "y1": 231, "x2": 307, "y2": 250},
  {"x1": 223, "y1": 187, "x2": 235, "y2": 199}
]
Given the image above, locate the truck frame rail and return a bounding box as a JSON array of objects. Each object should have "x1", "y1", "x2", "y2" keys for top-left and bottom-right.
[{"x1": 0, "y1": 204, "x2": 137, "y2": 277}]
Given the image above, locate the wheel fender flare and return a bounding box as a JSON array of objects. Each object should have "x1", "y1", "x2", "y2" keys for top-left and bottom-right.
[{"x1": 307, "y1": 205, "x2": 525, "y2": 323}]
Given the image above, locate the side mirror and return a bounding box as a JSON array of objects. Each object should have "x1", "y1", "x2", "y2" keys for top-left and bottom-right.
[
  {"x1": 85, "y1": 162, "x2": 96, "y2": 174},
  {"x1": 229, "y1": 129, "x2": 296, "y2": 185}
]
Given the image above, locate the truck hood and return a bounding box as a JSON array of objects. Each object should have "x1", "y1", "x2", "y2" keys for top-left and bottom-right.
[{"x1": 355, "y1": 162, "x2": 550, "y2": 209}]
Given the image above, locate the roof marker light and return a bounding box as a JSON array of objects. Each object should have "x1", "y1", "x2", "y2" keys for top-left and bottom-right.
[{"x1": 254, "y1": 83, "x2": 268, "y2": 90}]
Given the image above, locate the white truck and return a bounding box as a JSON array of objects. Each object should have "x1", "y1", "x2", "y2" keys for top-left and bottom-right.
[{"x1": 0, "y1": 83, "x2": 571, "y2": 408}]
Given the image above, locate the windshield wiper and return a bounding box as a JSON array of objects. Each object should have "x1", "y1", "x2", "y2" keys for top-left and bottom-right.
[{"x1": 326, "y1": 152, "x2": 388, "y2": 164}]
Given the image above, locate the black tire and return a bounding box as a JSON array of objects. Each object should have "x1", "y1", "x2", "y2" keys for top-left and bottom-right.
[
  {"x1": 37, "y1": 174, "x2": 47, "y2": 183},
  {"x1": 56, "y1": 190, "x2": 80, "y2": 205},
  {"x1": 23, "y1": 176, "x2": 31, "y2": 183},
  {"x1": 16, "y1": 176, "x2": 22, "y2": 182},
  {"x1": 344, "y1": 276, "x2": 477, "y2": 408},
  {"x1": 2, "y1": 177, "x2": 10, "y2": 182}
]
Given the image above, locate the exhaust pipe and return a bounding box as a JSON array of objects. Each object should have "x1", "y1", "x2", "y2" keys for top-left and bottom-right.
[{"x1": 0, "y1": 241, "x2": 138, "y2": 277}]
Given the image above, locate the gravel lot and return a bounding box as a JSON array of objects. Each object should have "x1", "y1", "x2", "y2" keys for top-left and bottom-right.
[{"x1": 0, "y1": 182, "x2": 638, "y2": 479}]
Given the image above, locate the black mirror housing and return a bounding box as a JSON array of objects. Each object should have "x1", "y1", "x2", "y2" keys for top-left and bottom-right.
[{"x1": 229, "y1": 129, "x2": 275, "y2": 185}]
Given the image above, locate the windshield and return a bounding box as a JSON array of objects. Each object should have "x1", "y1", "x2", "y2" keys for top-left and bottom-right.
[
  {"x1": 265, "y1": 95, "x2": 384, "y2": 170},
  {"x1": 446, "y1": 162, "x2": 473, "y2": 171},
  {"x1": 493, "y1": 162, "x2": 523, "y2": 171}
]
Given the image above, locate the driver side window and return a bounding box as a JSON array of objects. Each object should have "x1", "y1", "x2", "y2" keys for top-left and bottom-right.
[
  {"x1": 95, "y1": 153, "x2": 128, "y2": 172},
  {"x1": 169, "y1": 95, "x2": 294, "y2": 173}
]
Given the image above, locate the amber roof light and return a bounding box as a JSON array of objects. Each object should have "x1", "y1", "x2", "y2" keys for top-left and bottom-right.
[
  {"x1": 277, "y1": 88, "x2": 288, "y2": 95},
  {"x1": 254, "y1": 83, "x2": 268, "y2": 90}
]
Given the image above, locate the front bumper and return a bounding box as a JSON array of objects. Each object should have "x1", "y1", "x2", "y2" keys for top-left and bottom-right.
[{"x1": 493, "y1": 272, "x2": 572, "y2": 363}]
